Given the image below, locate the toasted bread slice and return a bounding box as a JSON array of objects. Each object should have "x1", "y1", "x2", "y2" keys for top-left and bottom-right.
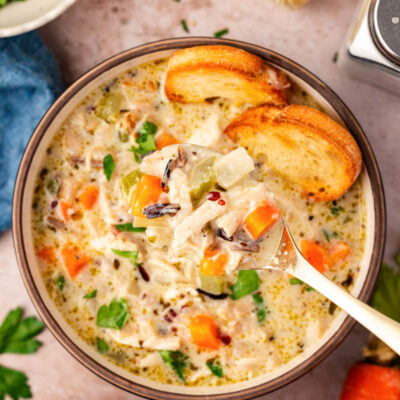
[
  {"x1": 224, "y1": 104, "x2": 362, "y2": 201},
  {"x1": 164, "y1": 45, "x2": 288, "y2": 106}
]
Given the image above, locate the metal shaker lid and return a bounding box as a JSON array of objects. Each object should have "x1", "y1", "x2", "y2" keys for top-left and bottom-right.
[{"x1": 370, "y1": 0, "x2": 400, "y2": 65}]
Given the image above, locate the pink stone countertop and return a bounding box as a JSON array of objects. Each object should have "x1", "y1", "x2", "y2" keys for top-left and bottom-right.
[{"x1": 2, "y1": 0, "x2": 399, "y2": 399}]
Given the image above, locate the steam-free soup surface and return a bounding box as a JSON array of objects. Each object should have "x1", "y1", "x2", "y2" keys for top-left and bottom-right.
[{"x1": 31, "y1": 59, "x2": 366, "y2": 386}]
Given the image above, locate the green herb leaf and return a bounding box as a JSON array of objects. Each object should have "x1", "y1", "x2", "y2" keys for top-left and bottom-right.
[
  {"x1": 322, "y1": 228, "x2": 339, "y2": 242},
  {"x1": 0, "y1": 308, "x2": 44, "y2": 355},
  {"x1": 103, "y1": 154, "x2": 115, "y2": 181},
  {"x1": 396, "y1": 253, "x2": 400, "y2": 267},
  {"x1": 111, "y1": 249, "x2": 139, "y2": 266},
  {"x1": 96, "y1": 298, "x2": 130, "y2": 330},
  {"x1": 290, "y1": 278, "x2": 303, "y2": 285},
  {"x1": 114, "y1": 223, "x2": 146, "y2": 233},
  {"x1": 370, "y1": 262, "x2": 400, "y2": 323},
  {"x1": 0, "y1": 365, "x2": 32, "y2": 400},
  {"x1": 45, "y1": 177, "x2": 60, "y2": 195},
  {"x1": 131, "y1": 134, "x2": 157, "y2": 163},
  {"x1": 214, "y1": 28, "x2": 229, "y2": 38},
  {"x1": 181, "y1": 19, "x2": 189, "y2": 32},
  {"x1": 159, "y1": 350, "x2": 187, "y2": 382},
  {"x1": 252, "y1": 293, "x2": 268, "y2": 323},
  {"x1": 330, "y1": 206, "x2": 344, "y2": 216},
  {"x1": 139, "y1": 121, "x2": 158, "y2": 136},
  {"x1": 230, "y1": 270, "x2": 260, "y2": 300},
  {"x1": 206, "y1": 360, "x2": 223, "y2": 377},
  {"x1": 305, "y1": 286, "x2": 316, "y2": 292},
  {"x1": 96, "y1": 337, "x2": 109, "y2": 354},
  {"x1": 55, "y1": 276, "x2": 65, "y2": 291},
  {"x1": 83, "y1": 289, "x2": 97, "y2": 299},
  {"x1": 332, "y1": 52, "x2": 339, "y2": 63}
]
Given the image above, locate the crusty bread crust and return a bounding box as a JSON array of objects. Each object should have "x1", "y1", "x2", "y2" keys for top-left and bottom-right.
[
  {"x1": 224, "y1": 104, "x2": 362, "y2": 201},
  {"x1": 165, "y1": 45, "x2": 288, "y2": 105}
]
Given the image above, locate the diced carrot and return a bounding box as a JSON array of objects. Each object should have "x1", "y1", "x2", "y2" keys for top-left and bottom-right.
[
  {"x1": 189, "y1": 315, "x2": 220, "y2": 350},
  {"x1": 340, "y1": 363, "x2": 400, "y2": 400},
  {"x1": 130, "y1": 175, "x2": 163, "y2": 217},
  {"x1": 244, "y1": 202, "x2": 281, "y2": 240},
  {"x1": 156, "y1": 132, "x2": 179, "y2": 149},
  {"x1": 60, "y1": 201, "x2": 73, "y2": 221},
  {"x1": 60, "y1": 246, "x2": 90, "y2": 279},
  {"x1": 301, "y1": 240, "x2": 329, "y2": 273},
  {"x1": 78, "y1": 185, "x2": 99, "y2": 210},
  {"x1": 200, "y1": 248, "x2": 228, "y2": 276},
  {"x1": 329, "y1": 241, "x2": 351, "y2": 266},
  {"x1": 36, "y1": 246, "x2": 55, "y2": 263}
]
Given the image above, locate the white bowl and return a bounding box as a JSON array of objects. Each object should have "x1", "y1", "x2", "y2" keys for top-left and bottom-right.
[{"x1": 0, "y1": 0, "x2": 75, "y2": 38}]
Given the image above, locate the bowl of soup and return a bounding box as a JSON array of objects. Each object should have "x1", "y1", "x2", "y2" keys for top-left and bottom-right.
[{"x1": 12, "y1": 38, "x2": 385, "y2": 399}]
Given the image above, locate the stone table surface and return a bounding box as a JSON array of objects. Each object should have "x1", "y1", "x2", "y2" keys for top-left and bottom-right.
[{"x1": 2, "y1": 0, "x2": 400, "y2": 399}]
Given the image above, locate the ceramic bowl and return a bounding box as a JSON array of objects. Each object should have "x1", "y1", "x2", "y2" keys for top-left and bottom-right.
[
  {"x1": 12, "y1": 37, "x2": 386, "y2": 400},
  {"x1": 0, "y1": 0, "x2": 75, "y2": 38}
]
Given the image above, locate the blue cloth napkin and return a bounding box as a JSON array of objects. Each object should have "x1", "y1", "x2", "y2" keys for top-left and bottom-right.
[{"x1": 0, "y1": 32, "x2": 63, "y2": 231}]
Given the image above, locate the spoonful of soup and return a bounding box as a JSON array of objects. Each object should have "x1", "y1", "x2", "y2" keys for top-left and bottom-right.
[{"x1": 138, "y1": 144, "x2": 400, "y2": 355}]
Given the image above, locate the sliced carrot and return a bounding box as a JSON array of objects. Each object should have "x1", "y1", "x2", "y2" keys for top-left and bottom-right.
[
  {"x1": 301, "y1": 240, "x2": 329, "y2": 273},
  {"x1": 189, "y1": 315, "x2": 220, "y2": 350},
  {"x1": 329, "y1": 241, "x2": 351, "y2": 266},
  {"x1": 36, "y1": 246, "x2": 55, "y2": 263},
  {"x1": 130, "y1": 175, "x2": 163, "y2": 217},
  {"x1": 200, "y1": 248, "x2": 228, "y2": 276},
  {"x1": 156, "y1": 132, "x2": 179, "y2": 149},
  {"x1": 340, "y1": 363, "x2": 400, "y2": 400},
  {"x1": 244, "y1": 202, "x2": 281, "y2": 240},
  {"x1": 60, "y1": 201, "x2": 73, "y2": 221},
  {"x1": 78, "y1": 185, "x2": 99, "y2": 210},
  {"x1": 60, "y1": 246, "x2": 90, "y2": 279}
]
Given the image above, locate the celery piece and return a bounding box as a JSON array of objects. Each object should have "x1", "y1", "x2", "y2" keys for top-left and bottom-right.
[
  {"x1": 199, "y1": 273, "x2": 224, "y2": 295},
  {"x1": 189, "y1": 157, "x2": 216, "y2": 202},
  {"x1": 95, "y1": 92, "x2": 123, "y2": 124},
  {"x1": 120, "y1": 169, "x2": 142, "y2": 196}
]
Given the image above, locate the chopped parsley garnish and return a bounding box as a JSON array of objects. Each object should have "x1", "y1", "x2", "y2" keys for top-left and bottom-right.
[
  {"x1": 206, "y1": 360, "x2": 223, "y2": 377},
  {"x1": 139, "y1": 121, "x2": 158, "y2": 136},
  {"x1": 111, "y1": 249, "x2": 139, "y2": 266},
  {"x1": 96, "y1": 337, "x2": 109, "y2": 354},
  {"x1": 115, "y1": 223, "x2": 146, "y2": 233},
  {"x1": 332, "y1": 52, "x2": 339, "y2": 63},
  {"x1": 330, "y1": 206, "x2": 344, "y2": 216},
  {"x1": 131, "y1": 121, "x2": 158, "y2": 163},
  {"x1": 103, "y1": 154, "x2": 115, "y2": 181},
  {"x1": 214, "y1": 28, "x2": 229, "y2": 38},
  {"x1": 159, "y1": 350, "x2": 187, "y2": 382},
  {"x1": 55, "y1": 276, "x2": 65, "y2": 291},
  {"x1": 370, "y1": 262, "x2": 400, "y2": 323},
  {"x1": 83, "y1": 289, "x2": 97, "y2": 299},
  {"x1": 96, "y1": 298, "x2": 130, "y2": 330},
  {"x1": 230, "y1": 270, "x2": 260, "y2": 300},
  {"x1": 290, "y1": 278, "x2": 303, "y2": 285},
  {"x1": 322, "y1": 228, "x2": 339, "y2": 242},
  {"x1": 181, "y1": 19, "x2": 189, "y2": 32},
  {"x1": 252, "y1": 293, "x2": 268, "y2": 323}
]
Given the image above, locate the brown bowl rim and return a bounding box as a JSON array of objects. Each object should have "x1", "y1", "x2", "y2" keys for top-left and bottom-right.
[{"x1": 12, "y1": 37, "x2": 386, "y2": 400}]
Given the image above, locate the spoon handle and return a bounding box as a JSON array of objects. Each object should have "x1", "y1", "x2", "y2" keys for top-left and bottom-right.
[{"x1": 294, "y1": 255, "x2": 400, "y2": 355}]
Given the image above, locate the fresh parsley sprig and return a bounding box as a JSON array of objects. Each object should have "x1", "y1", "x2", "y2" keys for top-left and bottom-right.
[
  {"x1": 0, "y1": 307, "x2": 45, "y2": 400},
  {"x1": 131, "y1": 121, "x2": 158, "y2": 163},
  {"x1": 370, "y1": 262, "x2": 400, "y2": 323},
  {"x1": 159, "y1": 350, "x2": 187, "y2": 382}
]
